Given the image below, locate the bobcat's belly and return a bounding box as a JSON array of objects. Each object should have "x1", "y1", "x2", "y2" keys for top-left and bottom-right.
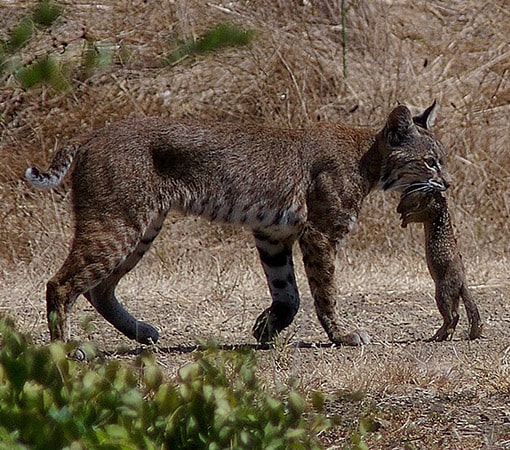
[{"x1": 179, "y1": 195, "x2": 307, "y2": 229}]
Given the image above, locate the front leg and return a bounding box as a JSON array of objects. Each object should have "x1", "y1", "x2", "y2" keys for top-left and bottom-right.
[
  {"x1": 299, "y1": 225, "x2": 370, "y2": 346},
  {"x1": 252, "y1": 229, "x2": 300, "y2": 344}
]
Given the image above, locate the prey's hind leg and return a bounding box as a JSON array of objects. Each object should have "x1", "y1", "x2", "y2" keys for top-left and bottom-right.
[
  {"x1": 252, "y1": 229, "x2": 300, "y2": 344},
  {"x1": 83, "y1": 214, "x2": 166, "y2": 344},
  {"x1": 427, "y1": 285, "x2": 460, "y2": 342}
]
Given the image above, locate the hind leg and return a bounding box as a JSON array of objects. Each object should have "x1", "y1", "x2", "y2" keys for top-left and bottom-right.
[
  {"x1": 46, "y1": 220, "x2": 144, "y2": 341},
  {"x1": 427, "y1": 286, "x2": 460, "y2": 342},
  {"x1": 47, "y1": 251, "x2": 126, "y2": 342},
  {"x1": 83, "y1": 213, "x2": 166, "y2": 344},
  {"x1": 83, "y1": 231, "x2": 164, "y2": 344},
  {"x1": 84, "y1": 277, "x2": 158, "y2": 345}
]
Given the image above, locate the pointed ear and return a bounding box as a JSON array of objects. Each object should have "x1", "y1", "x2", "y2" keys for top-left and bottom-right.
[
  {"x1": 413, "y1": 100, "x2": 439, "y2": 129},
  {"x1": 385, "y1": 105, "x2": 417, "y2": 146}
]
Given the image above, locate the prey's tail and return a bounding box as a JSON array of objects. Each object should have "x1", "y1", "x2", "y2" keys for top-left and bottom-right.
[
  {"x1": 25, "y1": 143, "x2": 80, "y2": 190},
  {"x1": 460, "y1": 284, "x2": 483, "y2": 340}
]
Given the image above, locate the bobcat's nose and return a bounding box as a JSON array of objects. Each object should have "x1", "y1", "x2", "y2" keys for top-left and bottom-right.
[
  {"x1": 429, "y1": 174, "x2": 451, "y2": 191},
  {"x1": 441, "y1": 171, "x2": 452, "y2": 190},
  {"x1": 431, "y1": 169, "x2": 452, "y2": 191}
]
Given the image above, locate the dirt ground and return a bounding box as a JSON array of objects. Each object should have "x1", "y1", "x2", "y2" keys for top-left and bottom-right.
[{"x1": 2, "y1": 216, "x2": 509, "y2": 449}]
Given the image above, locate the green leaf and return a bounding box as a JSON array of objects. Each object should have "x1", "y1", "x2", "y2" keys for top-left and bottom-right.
[
  {"x1": 287, "y1": 391, "x2": 306, "y2": 418},
  {"x1": 310, "y1": 390, "x2": 325, "y2": 412},
  {"x1": 103, "y1": 423, "x2": 129, "y2": 441},
  {"x1": 359, "y1": 415, "x2": 380, "y2": 435},
  {"x1": 144, "y1": 364, "x2": 163, "y2": 390},
  {"x1": 285, "y1": 427, "x2": 306, "y2": 439},
  {"x1": 48, "y1": 404, "x2": 72, "y2": 424}
]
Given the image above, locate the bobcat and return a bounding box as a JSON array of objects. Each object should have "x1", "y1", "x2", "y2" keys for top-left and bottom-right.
[
  {"x1": 26, "y1": 102, "x2": 451, "y2": 346},
  {"x1": 397, "y1": 187, "x2": 483, "y2": 341}
]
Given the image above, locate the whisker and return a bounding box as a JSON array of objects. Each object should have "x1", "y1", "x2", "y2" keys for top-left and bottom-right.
[
  {"x1": 401, "y1": 182, "x2": 434, "y2": 198},
  {"x1": 427, "y1": 179, "x2": 447, "y2": 191}
]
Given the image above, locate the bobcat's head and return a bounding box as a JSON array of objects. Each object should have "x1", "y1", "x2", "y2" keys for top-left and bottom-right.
[{"x1": 377, "y1": 102, "x2": 451, "y2": 193}]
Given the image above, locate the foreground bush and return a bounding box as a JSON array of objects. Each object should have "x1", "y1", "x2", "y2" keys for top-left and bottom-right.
[{"x1": 0, "y1": 319, "x2": 329, "y2": 449}]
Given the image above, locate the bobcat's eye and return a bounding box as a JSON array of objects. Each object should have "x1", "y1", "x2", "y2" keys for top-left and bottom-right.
[{"x1": 424, "y1": 157, "x2": 439, "y2": 171}]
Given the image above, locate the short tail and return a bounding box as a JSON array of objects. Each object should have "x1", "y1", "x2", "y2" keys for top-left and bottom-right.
[{"x1": 25, "y1": 143, "x2": 80, "y2": 190}]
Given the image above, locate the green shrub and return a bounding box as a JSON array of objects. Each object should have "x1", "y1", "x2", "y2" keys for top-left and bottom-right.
[
  {"x1": 166, "y1": 21, "x2": 255, "y2": 65},
  {"x1": 1, "y1": 8, "x2": 253, "y2": 88},
  {"x1": 1, "y1": 1, "x2": 66, "y2": 87},
  {"x1": 5, "y1": 1, "x2": 60, "y2": 53},
  {"x1": 0, "y1": 318, "x2": 329, "y2": 449},
  {"x1": 165, "y1": 346, "x2": 329, "y2": 449},
  {"x1": 15, "y1": 55, "x2": 68, "y2": 90},
  {"x1": 7, "y1": 17, "x2": 34, "y2": 52},
  {"x1": 32, "y1": 0, "x2": 62, "y2": 27},
  {"x1": 81, "y1": 38, "x2": 115, "y2": 77}
]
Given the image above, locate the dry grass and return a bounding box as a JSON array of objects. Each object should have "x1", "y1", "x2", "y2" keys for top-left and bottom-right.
[
  {"x1": 1, "y1": 1, "x2": 509, "y2": 448},
  {"x1": 1, "y1": 0, "x2": 508, "y2": 272}
]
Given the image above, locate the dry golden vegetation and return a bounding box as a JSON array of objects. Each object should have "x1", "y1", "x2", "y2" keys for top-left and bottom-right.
[{"x1": 1, "y1": 1, "x2": 509, "y2": 448}]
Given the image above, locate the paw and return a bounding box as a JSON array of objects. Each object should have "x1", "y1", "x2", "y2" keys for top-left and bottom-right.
[
  {"x1": 131, "y1": 321, "x2": 159, "y2": 345},
  {"x1": 426, "y1": 327, "x2": 452, "y2": 342},
  {"x1": 48, "y1": 310, "x2": 67, "y2": 341},
  {"x1": 468, "y1": 323, "x2": 483, "y2": 340},
  {"x1": 252, "y1": 304, "x2": 295, "y2": 345},
  {"x1": 252, "y1": 308, "x2": 278, "y2": 344},
  {"x1": 341, "y1": 329, "x2": 371, "y2": 346},
  {"x1": 330, "y1": 329, "x2": 371, "y2": 346}
]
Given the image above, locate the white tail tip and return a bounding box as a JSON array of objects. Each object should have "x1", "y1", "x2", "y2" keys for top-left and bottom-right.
[{"x1": 25, "y1": 166, "x2": 56, "y2": 190}]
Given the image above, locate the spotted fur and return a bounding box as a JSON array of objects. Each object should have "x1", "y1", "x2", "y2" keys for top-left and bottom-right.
[
  {"x1": 27, "y1": 103, "x2": 451, "y2": 345},
  {"x1": 398, "y1": 187, "x2": 483, "y2": 341}
]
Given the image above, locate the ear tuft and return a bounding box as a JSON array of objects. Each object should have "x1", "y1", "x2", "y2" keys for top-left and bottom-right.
[
  {"x1": 413, "y1": 100, "x2": 439, "y2": 129},
  {"x1": 385, "y1": 105, "x2": 416, "y2": 146}
]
